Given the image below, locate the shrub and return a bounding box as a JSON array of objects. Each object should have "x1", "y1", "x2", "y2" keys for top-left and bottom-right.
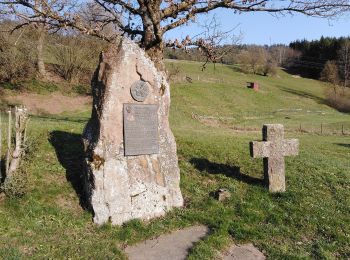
[
  {"x1": 2, "y1": 169, "x2": 28, "y2": 198},
  {"x1": 0, "y1": 33, "x2": 36, "y2": 83},
  {"x1": 237, "y1": 47, "x2": 267, "y2": 75},
  {"x1": 72, "y1": 84, "x2": 91, "y2": 95},
  {"x1": 167, "y1": 63, "x2": 181, "y2": 82},
  {"x1": 325, "y1": 86, "x2": 350, "y2": 112},
  {"x1": 1, "y1": 137, "x2": 38, "y2": 198},
  {"x1": 1, "y1": 115, "x2": 37, "y2": 199},
  {"x1": 24, "y1": 79, "x2": 58, "y2": 94},
  {"x1": 263, "y1": 61, "x2": 278, "y2": 77},
  {"x1": 321, "y1": 60, "x2": 340, "y2": 85},
  {"x1": 0, "y1": 88, "x2": 10, "y2": 110},
  {"x1": 49, "y1": 37, "x2": 102, "y2": 83}
]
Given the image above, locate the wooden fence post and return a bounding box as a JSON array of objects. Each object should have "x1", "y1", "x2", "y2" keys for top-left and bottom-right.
[
  {"x1": 342, "y1": 124, "x2": 344, "y2": 135},
  {"x1": 0, "y1": 112, "x2": 2, "y2": 181},
  {"x1": 7, "y1": 107, "x2": 29, "y2": 177},
  {"x1": 321, "y1": 123, "x2": 323, "y2": 135},
  {"x1": 6, "y1": 109, "x2": 11, "y2": 176}
]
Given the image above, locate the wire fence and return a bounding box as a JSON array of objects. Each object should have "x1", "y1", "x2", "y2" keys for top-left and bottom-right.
[
  {"x1": 192, "y1": 113, "x2": 350, "y2": 136},
  {"x1": 170, "y1": 74, "x2": 232, "y2": 85},
  {"x1": 228, "y1": 123, "x2": 350, "y2": 136}
]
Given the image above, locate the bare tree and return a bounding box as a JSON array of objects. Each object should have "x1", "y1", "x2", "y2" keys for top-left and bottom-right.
[
  {"x1": 2, "y1": 0, "x2": 72, "y2": 78},
  {"x1": 321, "y1": 60, "x2": 340, "y2": 85},
  {"x1": 238, "y1": 46, "x2": 267, "y2": 74},
  {"x1": 1, "y1": 0, "x2": 350, "y2": 71},
  {"x1": 167, "y1": 15, "x2": 241, "y2": 70},
  {"x1": 0, "y1": 22, "x2": 36, "y2": 83},
  {"x1": 338, "y1": 40, "x2": 350, "y2": 88},
  {"x1": 321, "y1": 60, "x2": 340, "y2": 99}
]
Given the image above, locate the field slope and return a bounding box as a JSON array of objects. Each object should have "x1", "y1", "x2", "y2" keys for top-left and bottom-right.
[{"x1": 0, "y1": 60, "x2": 349, "y2": 259}]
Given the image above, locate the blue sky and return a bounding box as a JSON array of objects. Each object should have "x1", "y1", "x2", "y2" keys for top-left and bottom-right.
[{"x1": 164, "y1": 9, "x2": 350, "y2": 46}]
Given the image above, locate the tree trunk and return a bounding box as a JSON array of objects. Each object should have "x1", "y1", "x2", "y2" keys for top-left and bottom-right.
[
  {"x1": 140, "y1": 6, "x2": 165, "y2": 72},
  {"x1": 145, "y1": 43, "x2": 165, "y2": 72},
  {"x1": 37, "y1": 25, "x2": 47, "y2": 79}
]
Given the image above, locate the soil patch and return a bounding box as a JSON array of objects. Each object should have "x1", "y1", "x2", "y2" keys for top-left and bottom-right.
[{"x1": 5, "y1": 92, "x2": 91, "y2": 114}]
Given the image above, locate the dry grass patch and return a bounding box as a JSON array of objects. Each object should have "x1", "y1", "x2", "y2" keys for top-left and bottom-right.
[{"x1": 5, "y1": 92, "x2": 91, "y2": 115}]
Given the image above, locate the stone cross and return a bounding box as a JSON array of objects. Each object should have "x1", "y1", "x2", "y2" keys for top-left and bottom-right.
[{"x1": 250, "y1": 124, "x2": 299, "y2": 192}]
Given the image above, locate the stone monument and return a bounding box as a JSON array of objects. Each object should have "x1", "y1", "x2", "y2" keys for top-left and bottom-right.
[
  {"x1": 82, "y1": 37, "x2": 184, "y2": 225},
  {"x1": 250, "y1": 124, "x2": 299, "y2": 192}
]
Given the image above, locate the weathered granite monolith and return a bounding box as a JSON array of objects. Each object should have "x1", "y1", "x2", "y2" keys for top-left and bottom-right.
[{"x1": 82, "y1": 37, "x2": 183, "y2": 225}]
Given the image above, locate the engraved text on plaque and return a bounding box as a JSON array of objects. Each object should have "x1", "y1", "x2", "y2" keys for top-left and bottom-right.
[{"x1": 123, "y1": 104, "x2": 159, "y2": 156}]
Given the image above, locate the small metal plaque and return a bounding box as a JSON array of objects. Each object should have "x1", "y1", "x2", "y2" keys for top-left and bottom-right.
[
  {"x1": 130, "y1": 80, "x2": 149, "y2": 102},
  {"x1": 123, "y1": 104, "x2": 159, "y2": 156}
]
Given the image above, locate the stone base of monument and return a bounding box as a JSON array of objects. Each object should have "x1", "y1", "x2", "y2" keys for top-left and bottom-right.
[{"x1": 82, "y1": 37, "x2": 183, "y2": 225}]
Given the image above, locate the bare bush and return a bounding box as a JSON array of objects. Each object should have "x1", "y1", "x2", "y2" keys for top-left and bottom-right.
[
  {"x1": 2, "y1": 169, "x2": 28, "y2": 197},
  {"x1": 321, "y1": 60, "x2": 340, "y2": 85},
  {"x1": 321, "y1": 60, "x2": 341, "y2": 102},
  {"x1": 238, "y1": 46, "x2": 276, "y2": 76},
  {"x1": 263, "y1": 61, "x2": 278, "y2": 77},
  {"x1": 338, "y1": 40, "x2": 350, "y2": 87},
  {"x1": 167, "y1": 63, "x2": 181, "y2": 82},
  {"x1": 50, "y1": 37, "x2": 102, "y2": 82},
  {"x1": 269, "y1": 46, "x2": 301, "y2": 67},
  {"x1": 1, "y1": 107, "x2": 30, "y2": 198},
  {"x1": 0, "y1": 31, "x2": 36, "y2": 83},
  {"x1": 326, "y1": 87, "x2": 350, "y2": 112}
]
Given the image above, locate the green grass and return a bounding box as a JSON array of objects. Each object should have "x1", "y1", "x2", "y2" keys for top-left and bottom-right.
[
  {"x1": 1, "y1": 79, "x2": 90, "y2": 96},
  {"x1": 0, "y1": 61, "x2": 349, "y2": 259},
  {"x1": 168, "y1": 60, "x2": 350, "y2": 133}
]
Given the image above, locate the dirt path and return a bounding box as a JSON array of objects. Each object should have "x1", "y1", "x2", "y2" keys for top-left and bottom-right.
[{"x1": 5, "y1": 92, "x2": 91, "y2": 115}]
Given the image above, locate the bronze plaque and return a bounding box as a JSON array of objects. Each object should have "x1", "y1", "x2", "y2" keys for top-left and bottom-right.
[
  {"x1": 130, "y1": 80, "x2": 149, "y2": 102},
  {"x1": 123, "y1": 104, "x2": 159, "y2": 156}
]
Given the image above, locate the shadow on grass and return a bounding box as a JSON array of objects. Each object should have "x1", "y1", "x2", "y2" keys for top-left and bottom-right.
[
  {"x1": 0, "y1": 158, "x2": 5, "y2": 183},
  {"x1": 190, "y1": 158, "x2": 264, "y2": 186},
  {"x1": 282, "y1": 67, "x2": 320, "y2": 80},
  {"x1": 227, "y1": 64, "x2": 243, "y2": 73},
  {"x1": 49, "y1": 130, "x2": 90, "y2": 211},
  {"x1": 277, "y1": 85, "x2": 325, "y2": 104},
  {"x1": 335, "y1": 143, "x2": 350, "y2": 148},
  {"x1": 33, "y1": 115, "x2": 89, "y2": 124}
]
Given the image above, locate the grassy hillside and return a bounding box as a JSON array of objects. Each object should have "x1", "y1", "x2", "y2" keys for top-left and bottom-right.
[
  {"x1": 0, "y1": 61, "x2": 349, "y2": 259},
  {"x1": 168, "y1": 60, "x2": 350, "y2": 133}
]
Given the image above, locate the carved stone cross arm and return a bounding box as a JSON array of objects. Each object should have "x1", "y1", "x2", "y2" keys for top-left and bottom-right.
[
  {"x1": 282, "y1": 139, "x2": 299, "y2": 156},
  {"x1": 250, "y1": 139, "x2": 299, "y2": 158},
  {"x1": 250, "y1": 141, "x2": 271, "y2": 158}
]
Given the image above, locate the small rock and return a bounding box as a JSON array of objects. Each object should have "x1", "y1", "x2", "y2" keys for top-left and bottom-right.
[
  {"x1": 221, "y1": 243, "x2": 266, "y2": 260},
  {"x1": 215, "y1": 188, "x2": 231, "y2": 201}
]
